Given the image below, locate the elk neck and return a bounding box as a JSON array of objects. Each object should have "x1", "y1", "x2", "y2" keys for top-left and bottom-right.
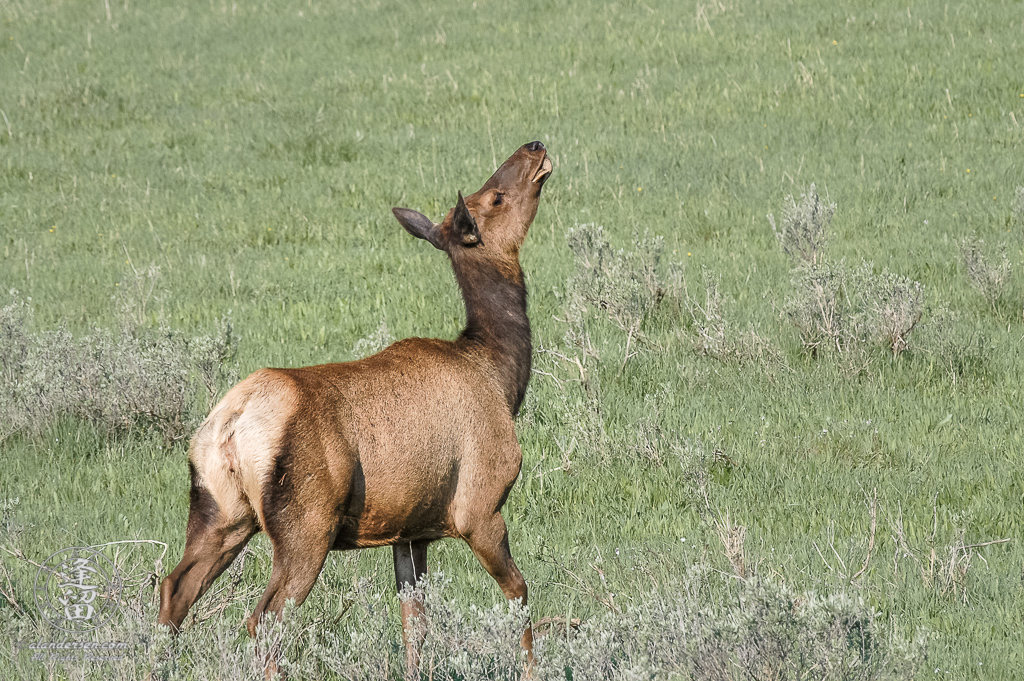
[{"x1": 450, "y1": 252, "x2": 531, "y2": 415}]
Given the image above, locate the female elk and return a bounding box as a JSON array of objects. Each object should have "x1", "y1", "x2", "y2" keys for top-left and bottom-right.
[{"x1": 157, "y1": 141, "x2": 552, "y2": 672}]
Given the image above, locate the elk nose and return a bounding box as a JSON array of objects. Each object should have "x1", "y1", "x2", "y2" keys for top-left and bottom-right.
[{"x1": 526, "y1": 140, "x2": 545, "y2": 152}]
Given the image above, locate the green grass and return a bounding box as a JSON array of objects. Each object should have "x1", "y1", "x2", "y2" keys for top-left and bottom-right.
[{"x1": 2, "y1": 0, "x2": 1024, "y2": 677}]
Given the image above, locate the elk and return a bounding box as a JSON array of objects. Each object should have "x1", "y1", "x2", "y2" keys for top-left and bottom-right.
[{"x1": 157, "y1": 141, "x2": 552, "y2": 673}]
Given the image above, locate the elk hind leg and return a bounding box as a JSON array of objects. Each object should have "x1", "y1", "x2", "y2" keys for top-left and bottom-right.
[
  {"x1": 158, "y1": 468, "x2": 257, "y2": 632},
  {"x1": 245, "y1": 518, "x2": 336, "y2": 637},
  {"x1": 243, "y1": 518, "x2": 336, "y2": 681}
]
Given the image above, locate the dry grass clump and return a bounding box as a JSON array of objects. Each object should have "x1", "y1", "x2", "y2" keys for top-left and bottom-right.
[
  {"x1": 684, "y1": 267, "x2": 779, "y2": 364},
  {"x1": 351, "y1": 312, "x2": 393, "y2": 358},
  {"x1": 956, "y1": 236, "x2": 1012, "y2": 313},
  {"x1": 534, "y1": 309, "x2": 605, "y2": 474},
  {"x1": 695, "y1": 0, "x2": 734, "y2": 35},
  {"x1": 885, "y1": 501, "x2": 1008, "y2": 606},
  {"x1": 565, "y1": 223, "x2": 676, "y2": 346},
  {"x1": 713, "y1": 512, "x2": 747, "y2": 579},
  {"x1": 0, "y1": 279, "x2": 237, "y2": 443}
]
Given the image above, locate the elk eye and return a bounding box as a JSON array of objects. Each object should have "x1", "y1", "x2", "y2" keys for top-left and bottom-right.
[{"x1": 492, "y1": 192, "x2": 504, "y2": 207}]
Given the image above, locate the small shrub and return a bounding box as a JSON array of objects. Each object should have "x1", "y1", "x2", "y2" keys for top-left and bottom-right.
[
  {"x1": 768, "y1": 183, "x2": 835, "y2": 265},
  {"x1": 622, "y1": 389, "x2": 697, "y2": 469},
  {"x1": 860, "y1": 266, "x2": 925, "y2": 357},
  {"x1": 771, "y1": 187, "x2": 925, "y2": 361},
  {"x1": 622, "y1": 391, "x2": 724, "y2": 504},
  {"x1": 397, "y1": 573, "x2": 529, "y2": 681},
  {"x1": 539, "y1": 224, "x2": 685, "y2": 470},
  {"x1": 786, "y1": 261, "x2": 926, "y2": 361},
  {"x1": 625, "y1": 393, "x2": 670, "y2": 467},
  {"x1": 956, "y1": 236, "x2": 1011, "y2": 311},
  {"x1": 535, "y1": 569, "x2": 922, "y2": 681},
  {"x1": 785, "y1": 260, "x2": 856, "y2": 356},
  {"x1": 311, "y1": 581, "x2": 401, "y2": 681},
  {"x1": 772, "y1": 186, "x2": 856, "y2": 359}
]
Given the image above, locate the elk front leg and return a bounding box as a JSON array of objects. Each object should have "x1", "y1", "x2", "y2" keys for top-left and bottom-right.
[
  {"x1": 393, "y1": 539, "x2": 429, "y2": 678},
  {"x1": 464, "y1": 513, "x2": 534, "y2": 665}
]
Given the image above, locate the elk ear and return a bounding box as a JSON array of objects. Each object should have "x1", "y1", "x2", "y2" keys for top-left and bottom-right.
[
  {"x1": 392, "y1": 207, "x2": 443, "y2": 250},
  {"x1": 453, "y1": 191, "x2": 482, "y2": 246}
]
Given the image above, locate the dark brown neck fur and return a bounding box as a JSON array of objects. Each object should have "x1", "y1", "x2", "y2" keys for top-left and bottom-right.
[{"x1": 450, "y1": 253, "x2": 531, "y2": 415}]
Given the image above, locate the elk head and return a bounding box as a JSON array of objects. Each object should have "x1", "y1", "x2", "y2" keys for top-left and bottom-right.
[{"x1": 392, "y1": 141, "x2": 552, "y2": 263}]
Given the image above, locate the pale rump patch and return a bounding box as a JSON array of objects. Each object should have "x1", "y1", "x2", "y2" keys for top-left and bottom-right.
[
  {"x1": 189, "y1": 370, "x2": 297, "y2": 529},
  {"x1": 189, "y1": 411, "x2": 249, "y2": 524}
]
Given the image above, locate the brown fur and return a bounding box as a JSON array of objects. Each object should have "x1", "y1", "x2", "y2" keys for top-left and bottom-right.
[{"x1": 157, "y1": 141, "x2": 552, "y2": 675}]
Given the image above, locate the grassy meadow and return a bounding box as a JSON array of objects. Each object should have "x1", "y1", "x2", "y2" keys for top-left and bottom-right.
[{"x1": 1, "y1": 0, "x2": 1023, "y2": 678}]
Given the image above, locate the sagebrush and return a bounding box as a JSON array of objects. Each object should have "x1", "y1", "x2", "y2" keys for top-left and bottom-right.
[
  {"x1": 768, "y1": 183, "x2": 835, "y2": 266},
  {"x1": 0, "y1": 547, "x2": 922, "y2": 681},
  {"x1": 0, "y1": 290, "x2": 236, "y2": 443}
]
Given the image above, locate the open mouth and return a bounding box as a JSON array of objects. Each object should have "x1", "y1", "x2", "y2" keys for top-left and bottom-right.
[{"x1": 532, "y1": 154, "x2": 553, "y2": 185}]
